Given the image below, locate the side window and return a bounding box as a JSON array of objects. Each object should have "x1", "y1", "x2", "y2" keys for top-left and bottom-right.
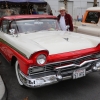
[
  {"x1": 85, "y1": 11, "x2": 99, "y2": 24},
  {"x1": 2, "y1": 20, "x2": 9, "y2": 33}
]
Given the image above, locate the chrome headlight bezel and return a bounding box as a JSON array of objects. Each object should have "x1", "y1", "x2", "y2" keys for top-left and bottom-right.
[{"x1": 36, "y1": 54, "x2": 46, "y2": 65}]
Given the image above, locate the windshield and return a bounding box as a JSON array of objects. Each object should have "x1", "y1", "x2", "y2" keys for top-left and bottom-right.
[{"x1": 10, "y1": 19, "x2": 61, "y2": 33}]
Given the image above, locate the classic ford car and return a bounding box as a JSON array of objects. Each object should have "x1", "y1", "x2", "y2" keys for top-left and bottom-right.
[
  {"x1": 0, "y1": 15, "x2": 100, "y2": 88},
  {"x1": 74, "y1": 7, "x2": 100, "y2": 37}
]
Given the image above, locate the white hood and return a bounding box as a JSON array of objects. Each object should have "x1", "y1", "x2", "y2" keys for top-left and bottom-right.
[{"x1": 5, "y1": 31, "x2": 100, "y2": 58}]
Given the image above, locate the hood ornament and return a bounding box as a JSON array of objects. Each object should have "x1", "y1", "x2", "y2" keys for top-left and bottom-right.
[{"x1": 64, "y1": 38, "x2": 69, "y2": 41}]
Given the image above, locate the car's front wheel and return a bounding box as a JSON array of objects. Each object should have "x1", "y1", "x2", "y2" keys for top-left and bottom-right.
[{"x1": 15, "y1": 60, "x2": 24, "y2": 86}]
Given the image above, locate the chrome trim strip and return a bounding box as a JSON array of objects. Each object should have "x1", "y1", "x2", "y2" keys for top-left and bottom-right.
[{"x1": 55, "y1": 59, "x2": 98, "y2": 70}]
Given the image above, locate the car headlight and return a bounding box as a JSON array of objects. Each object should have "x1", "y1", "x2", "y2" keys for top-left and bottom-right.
[{"x1": 36, "y1": 54, "x2": 46, "y2": 65}]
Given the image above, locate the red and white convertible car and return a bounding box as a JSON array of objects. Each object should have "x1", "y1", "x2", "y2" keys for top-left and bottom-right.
[{"x1": 0, "y1": 15, "x2": 100, "y2": 88}]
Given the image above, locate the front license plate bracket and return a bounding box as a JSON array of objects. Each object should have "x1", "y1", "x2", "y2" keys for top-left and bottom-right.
[{"x1": 73, "y1": 69, "x2": 86, "y2": 79}]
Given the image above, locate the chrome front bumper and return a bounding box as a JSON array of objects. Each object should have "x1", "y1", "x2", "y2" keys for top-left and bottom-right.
[
  {"x1": 19, "y1": 71, "x2": 58, "y2": 88},
  {"x1": 19, "y1": 68, "x2": 96, "y2": 88},
  {"x1": 19, "y1": 59, "x2": 100, "y2": 88}
]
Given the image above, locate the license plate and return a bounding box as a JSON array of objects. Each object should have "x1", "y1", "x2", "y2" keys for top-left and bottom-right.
[{"x1": 73, "y1": 69, "x2": 86, "y2": 79}]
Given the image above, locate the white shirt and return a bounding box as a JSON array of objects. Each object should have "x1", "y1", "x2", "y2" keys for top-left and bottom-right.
[{"x1": 59, "y1": 16, "x2": 66, "y2": 31}]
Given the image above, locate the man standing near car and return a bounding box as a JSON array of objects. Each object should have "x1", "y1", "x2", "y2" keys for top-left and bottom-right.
[{"x1": 57, "y1": 7, "x2": 73, "y2": 31}]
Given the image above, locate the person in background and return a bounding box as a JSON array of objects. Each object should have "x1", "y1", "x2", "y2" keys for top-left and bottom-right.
[
  {"x1": 57, "y1": 7, "x2": 73, "y2": 31},
  {"x1": 11, "y1": 10, "x2": 15, "y2": 15},
  {"x1": 43, "y1": 10, "x2": 48, "y2": 15},
  {"x1": 32, "y1": 9, "x2": 38, "y2": 14},
  {"x1": 49, "y1": 10, "x2": 53, "y2": 15}
]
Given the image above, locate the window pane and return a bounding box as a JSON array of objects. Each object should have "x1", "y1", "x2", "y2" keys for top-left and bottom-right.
[{"x1": 85, "y1": 11, "x2": 99, "y2": 24}]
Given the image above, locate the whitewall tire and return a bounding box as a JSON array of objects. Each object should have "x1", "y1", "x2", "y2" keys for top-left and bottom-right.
[{"x1": 15, "y1": 60, "x2": 23, "y2": 86}]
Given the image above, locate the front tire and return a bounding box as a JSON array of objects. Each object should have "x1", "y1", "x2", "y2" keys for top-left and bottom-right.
[{"x1": 15, "y1": 60, "x2": 24, "y2": 86}]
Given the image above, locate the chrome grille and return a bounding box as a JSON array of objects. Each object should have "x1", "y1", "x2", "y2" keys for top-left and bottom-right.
[{"x1": 45, "y1": 53, "x2": 99, "y2": 72}]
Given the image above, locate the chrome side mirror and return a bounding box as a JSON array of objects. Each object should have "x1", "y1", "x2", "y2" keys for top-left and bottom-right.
[
  {"x1": 9, "y1": 29, "x2": 15, "y2": 35},
  {"x1": 66, "y1": 25, "x2": 70, "y2": 31}
]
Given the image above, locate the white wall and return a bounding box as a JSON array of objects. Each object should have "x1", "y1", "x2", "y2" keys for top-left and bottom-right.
[
  {"x1": 44, "y1": 0, "x2": 100, "y2": 19},
  {"x1": 73, "y1": 1, "x2": 87, "y2": 20},
  {"x1": 44, "y1": 0, "x2": 59, "y2": 16}
]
